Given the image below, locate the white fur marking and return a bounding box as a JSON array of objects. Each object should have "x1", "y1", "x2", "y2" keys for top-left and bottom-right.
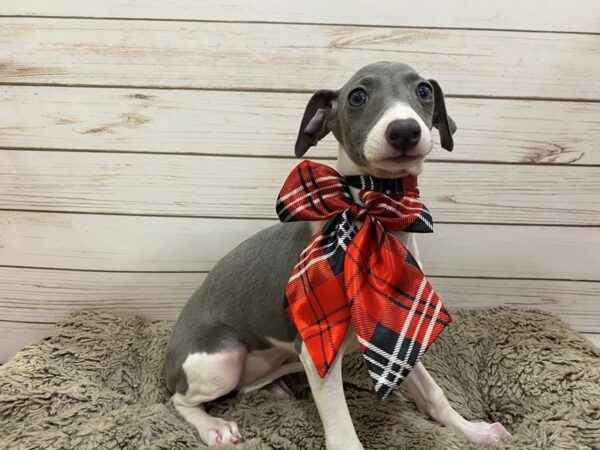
[
  {"x1": 181, "y1": 350, "x2": 244, "y2": 405},
  {"x1": 404, "y1": 363, "x2": 510, "y2": 447},
  {"x1": 299, "y1": 339, "x2": 363, "y2": 449},
  {"x1": 361, "y1": 103, "x2": 433, "y2": 176}
]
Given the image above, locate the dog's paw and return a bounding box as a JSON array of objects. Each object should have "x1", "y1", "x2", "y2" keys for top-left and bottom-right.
[
  {"x1": 462, "y1": 421, "x2": 510, "y2": 447},
  {"x1": 205, "y1": 418, "x2": 243, "y2": 448},
  {"x1": 264, "y1": 378, "x2": 294, "y2": 398}
]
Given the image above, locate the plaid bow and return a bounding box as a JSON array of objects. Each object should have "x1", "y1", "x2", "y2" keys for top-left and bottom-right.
[{"x1": 276, "y1": 160, "x2": 451, "y2": 399}]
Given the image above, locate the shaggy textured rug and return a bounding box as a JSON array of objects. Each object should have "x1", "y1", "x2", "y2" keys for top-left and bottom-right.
[{"x1": 1, "y1": 308, "x2": 598, "y2": 450}]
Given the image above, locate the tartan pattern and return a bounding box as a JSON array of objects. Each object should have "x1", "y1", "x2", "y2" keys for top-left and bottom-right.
[{"x1": 276, "y1": 160, "x2": 451, "y2": 399}]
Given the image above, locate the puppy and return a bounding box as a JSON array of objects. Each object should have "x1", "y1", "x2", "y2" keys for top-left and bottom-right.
[{"x1": 164, "y1": 61, "x2": 509, "y2": 449}]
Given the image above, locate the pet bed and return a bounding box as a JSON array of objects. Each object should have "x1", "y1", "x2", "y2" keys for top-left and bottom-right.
[{"x1": 1, "y1": 307, "x2": 598, "y2": 449}]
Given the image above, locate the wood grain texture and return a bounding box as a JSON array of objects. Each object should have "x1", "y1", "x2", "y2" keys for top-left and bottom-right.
[
  {"x1": 0, "y1": 267, "x2": 598, "y2": 332},
  {"x1": 2, "y1": 0, "x2": 599, "y2": 33},
  {"x1": 0, "y1": 321, "x2": 51, "y2": 363},
  {"x1": 2, "y1": 150, "x2": 599, "y2": 225},
  {"x1": 2, "y1": 322, "x2": 596, "y2": 364},
  {"x1": 1, "y1": 18, "x2": 599, "y2": 99},
  {"x1": 0, "y1": 268, "x2": 203, "y2": 322},
  {"x1": 1, "y1": 86, "x2": 598, "y2": 164},
  {"x1": 1, "y1": 270, "x2": 599, "y2": 362},
  {"x1": 0, "y1": 212, "x2": 272, "y2": 272},
  {"x1": 1, "y1": 3, "x2": 599, "y2": 364},
  {"x1": 1, "y1": 211, "x2": 598, "y2": 280}
]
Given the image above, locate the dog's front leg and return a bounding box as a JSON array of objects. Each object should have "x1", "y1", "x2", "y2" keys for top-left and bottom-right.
[
  {"x1": 299, "y1": 341, "x2": 363, "y2": 450},
  {"x1": 405, "y1": 362, "x2": 509, "y2": 447},
  {"x1": 406, "y1": 235, "x2": 509, "y2": 447}
]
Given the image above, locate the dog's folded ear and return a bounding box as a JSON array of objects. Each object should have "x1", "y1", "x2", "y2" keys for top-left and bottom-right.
[
  {"x1": 429, "y1": 79, "x2": 457, "y2": 152},
  {"x1": 295, "y1": 89, "x2": 338, "y2": 158}
]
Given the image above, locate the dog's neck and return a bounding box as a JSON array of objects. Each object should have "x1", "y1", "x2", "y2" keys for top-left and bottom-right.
[
  {"x1": 335, "y1": 144, "x2": 422, "y2": 178},
  {"x1": 335, "y1": 145, "x2": 368, "y2": 177},
  {"x1": 334, "y1": 144, "x2": 413, "y2": 246}
]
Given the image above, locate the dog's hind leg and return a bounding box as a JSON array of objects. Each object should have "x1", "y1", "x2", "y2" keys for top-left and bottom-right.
[
  {"x1": 238, "y1": 360, "x2": 303, "y2": 395},
  {"x1": 170, "y1": 345, "x2": 245, "y2": 448},
  {"x1": 404, "y1": 362, "x2": 509, "y2": 448}
]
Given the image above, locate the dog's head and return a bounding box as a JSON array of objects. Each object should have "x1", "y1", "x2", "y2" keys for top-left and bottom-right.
[{"x1": 294, "y1": 61, "x2": 457, "y2": 177}]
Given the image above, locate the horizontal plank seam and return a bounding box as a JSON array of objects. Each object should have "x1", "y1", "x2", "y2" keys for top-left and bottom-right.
[
  {"x1": 1, "y1": 319, "x2": 599, "y2": 334},
  {"x1": 0, "y1": 264, "x2": 598, "y2": 283},
  {"x1": 1, "y1": 147, "x2": 598, "y2": 168},
  {"x1": 0, "y1": 319, "x2": 56, "y2": 325},
  {"x1": 430, "y1": 274, "x2": 600, "y2": 283},
  {"x1": 0, "y1": 208, "x2": 598, "y2": 227},
  {"x1": 1, "y1": 82, "x2": 599, "y2": 103},
  {"x1": 2, "y1": 322, "x2": 600, "y2": 335},
  {"x1": 1, "y1": 15, "x2": 598, "y2": 36},
  {"x1": 0, "y1": 265, "x2": 206, "y2": 274}
]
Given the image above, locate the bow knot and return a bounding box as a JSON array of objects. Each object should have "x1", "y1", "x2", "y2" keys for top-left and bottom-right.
[
  {"x1": 348, "y1": 202, "x2": 364, "y2": 219},
  {"x1": 276, "y1": 160, "x2": 450, "y2": 399}
]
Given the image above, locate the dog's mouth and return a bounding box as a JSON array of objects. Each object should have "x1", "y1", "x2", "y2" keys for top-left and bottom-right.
[
  {"x1": 363, "y1": 147, "x2": 429, "y2": 177},
  {"x1": 363, "y1": 153, "x2": 426, "y2": 177},
  {"x1": 371, "y1": 140, "x2": 431, "y2": 165},
  {"x1": 373, "y1": 150, "x2": 428, "y2": 167},
  {"x1": 381, "y1": 153, "x2": 424, "y2": 163}
]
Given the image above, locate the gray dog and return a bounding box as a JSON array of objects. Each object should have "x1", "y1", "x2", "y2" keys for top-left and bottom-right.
[{"x1": 164, "y1": 61, "x2": 509, "y2": 449}]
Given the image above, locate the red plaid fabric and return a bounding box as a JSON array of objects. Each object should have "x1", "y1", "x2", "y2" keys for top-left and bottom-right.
[{"x1": 276, "y1": 160, "x2": 451, "y2": 399}]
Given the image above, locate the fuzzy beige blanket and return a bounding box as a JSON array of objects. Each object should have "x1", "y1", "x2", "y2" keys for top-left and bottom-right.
[{"x1": 1, "y1": 307, "x2": 599, "y2": 449}]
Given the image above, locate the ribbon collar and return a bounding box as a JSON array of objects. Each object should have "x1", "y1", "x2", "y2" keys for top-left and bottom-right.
[{"x1": 276, "y1": 160, "x2": 450, "y2": 399}]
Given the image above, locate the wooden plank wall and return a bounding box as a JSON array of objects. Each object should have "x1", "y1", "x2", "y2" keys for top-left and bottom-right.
[{"x1": 1, "y1": 1, "x2": 599, "y2": 361}]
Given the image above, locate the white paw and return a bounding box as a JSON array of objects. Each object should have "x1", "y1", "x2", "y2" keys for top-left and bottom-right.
[
  {"x1": 205, "y1": 418, "x2": 243, "y2": 448},
  {"x1": 462, "y1": 421, "x2": 510, "y2": 447},
  {"x1": 264, "y1": 378, "x2": 293, "y2": 398}
]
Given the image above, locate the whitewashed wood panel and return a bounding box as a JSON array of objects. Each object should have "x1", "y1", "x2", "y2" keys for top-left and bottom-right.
[
  {"x1": 0, "y1": 321, "x2": 51, "y2": 363},
  {"x1": 429, "y1": 278, "x2": 600, "y2": 332},
  {"x1": 1, "y1": 267, "x2": 598, "y2": 332},
  {"x1": 421, "y1": 225, "x2": 600, "y2": 280},
  {"x1": 2, "y1": 150, "x2": 599, "y2": 225},
  {"x1": 0, "y1": 213, "x2": 273, "y2": 272},
  {"x1": 2, "y1": 0, "x2": 599, "y2": 33},
  {"x1": 1, "y1": 19, "x2": 599, "y2": 100},
  {"x1": 1, "y1": 86, "x2": 598, "y2": 165},
  {"x1": 1, "y1": 2, "x2": 599, "y2": 366},
  {"x1": 1, "y1": 320, "x2": 597, "y2": 364},
  {"x1": 0, "y1": 269, "x2": 202, "y2": 322},
  {"x1": 0, "y1": 211, "x2": 598, "y2": 279}
]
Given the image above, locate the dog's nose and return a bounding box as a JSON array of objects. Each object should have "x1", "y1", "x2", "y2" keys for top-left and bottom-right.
[{"x1": 385, "y1": 119, "x2": 421, "y2": 151}]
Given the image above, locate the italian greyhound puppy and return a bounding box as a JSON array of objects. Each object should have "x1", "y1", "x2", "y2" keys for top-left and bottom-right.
[{"x1": 164, "y1": 61, "x2": 509, "y2": 449}]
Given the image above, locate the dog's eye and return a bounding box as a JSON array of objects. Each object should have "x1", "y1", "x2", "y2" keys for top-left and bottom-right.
[
  {"x1": 416, "y1": 84, "x2": 432, "y2": 100},
  {"x1": 348, "y1": 88, "x2": 368, "y2": 107}
]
